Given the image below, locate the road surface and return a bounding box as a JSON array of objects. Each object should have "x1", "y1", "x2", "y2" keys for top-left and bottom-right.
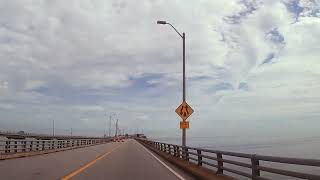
[{"x1": 0, "y1": 139, "x2": 195, "y2": 180}]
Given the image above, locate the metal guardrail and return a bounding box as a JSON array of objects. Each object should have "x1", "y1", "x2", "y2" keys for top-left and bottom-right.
[
  {"x1": 0, "y1": 130, "x2": 103, "y2": 140},
  {"x1": 0, "y1": 138, "x2": 112, "y2": 154},
  {"x1": 138, "y1": 139, "x2": 320, "y2": 180}
]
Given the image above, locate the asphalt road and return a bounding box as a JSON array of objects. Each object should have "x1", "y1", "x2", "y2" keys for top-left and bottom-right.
[{"x1": 0, "y1": 139, "x2": 195, "y2": 180}]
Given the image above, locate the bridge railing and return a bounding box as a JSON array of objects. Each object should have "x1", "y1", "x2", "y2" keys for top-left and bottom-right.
[
  {"x1": 138, "y1": 139, "x2": 320, "y2": 180},
  {"x1": 0, "y1": 138, "x2": 112, "y2": 154},
  {"x1": 0, "y1": 130, "x2": 104, "y2": 139}
]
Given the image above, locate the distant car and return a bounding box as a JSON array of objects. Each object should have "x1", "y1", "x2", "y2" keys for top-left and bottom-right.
[{"x1": 18, "y1": 131, "x2": 25, "y2": 134}]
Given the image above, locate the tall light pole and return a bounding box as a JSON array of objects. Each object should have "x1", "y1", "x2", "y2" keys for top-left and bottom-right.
[
  {"x1": 109, "y1": 113, "x2": 116, "y2": 137},
  {"x1": 157, "y1": 20, "x2": 187, "y2": 146},
  {"x1": 115, "y1": 119, "x2": 119, "y2": 137},
  {"x1": 52, "y1": 120, "x2": 55, "y2": 137},
  {"x1": 104, "y1": 119, "x2": 107, "y2": 137}
]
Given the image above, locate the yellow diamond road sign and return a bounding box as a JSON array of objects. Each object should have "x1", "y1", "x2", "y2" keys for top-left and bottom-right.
[{"x1": 175, "y1": 101, "x2": 194, "y2": 121}]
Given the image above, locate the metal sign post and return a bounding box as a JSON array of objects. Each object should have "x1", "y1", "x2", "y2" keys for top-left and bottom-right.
[
  {"x1": 157, "y1": 21, "x2": 194, "y2": 147},
  {"x1": 176, "y1": 100, "x2": 193, "y2": 146}
]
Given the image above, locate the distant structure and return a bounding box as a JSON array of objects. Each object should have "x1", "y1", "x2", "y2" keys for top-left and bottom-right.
[{"x1": 134, "y1": 134, "x2": 146, "y2": 138}]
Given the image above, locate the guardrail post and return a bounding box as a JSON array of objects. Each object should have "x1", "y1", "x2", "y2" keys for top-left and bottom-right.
[
  {"x1": 5, "y1": 140, "x2": 10, "y2": 153},
  {"x1": 217, "y1": 152, "x2": 223, "y2": 174},
  {"x1": 30, "y1": 141, "x2": 33, "y2": 151},
  {"x1": 197, "y1": 150, "x2": 202, "y2": 166},
  {"x1": 22, "y1": 141, "x2": 26, "y2": 152},
  {"x1": 14, "y1": 141, "x2": 17, "y2": 153},
  {"x1": 251, "y1": 154, "x2": 260, "y2": 179},
  {"x1": 183, "y1": 147, "x2": 189, "y2": 161},
  {"x1": 175, "y1": 146, "x2": 179, "y2": 157}
]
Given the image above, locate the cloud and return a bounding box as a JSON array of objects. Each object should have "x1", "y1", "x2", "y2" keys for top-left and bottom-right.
[
  {"x1": 208, "y1": 82, "x2": 234, "y2": 93},
  {"x1": 238, "y1": 82, "x2": 249, "y2": 91},
  {"x1": 0, "y1": 0, "x2": 319, "y2": 139},
  {"x1": 261, "y1": 53, "x2": 275, "y2": 64},
  {"x1": 24, "y1": 80, "x2": 48, "y2": 91}
]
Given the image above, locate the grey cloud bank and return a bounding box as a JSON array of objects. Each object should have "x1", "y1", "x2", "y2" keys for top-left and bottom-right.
[{"x1": 0, "y1": 0, "x2": 319, "y2": 141}]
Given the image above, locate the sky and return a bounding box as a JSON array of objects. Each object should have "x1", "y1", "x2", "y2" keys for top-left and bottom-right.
[{"x1": 0, "y1": 0, "x2": 319, "y2": 140}]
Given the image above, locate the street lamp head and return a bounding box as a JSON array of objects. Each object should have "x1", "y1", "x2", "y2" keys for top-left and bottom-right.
[{"x1": 157, "y1": 20, "x2": 167, "y2": 25}]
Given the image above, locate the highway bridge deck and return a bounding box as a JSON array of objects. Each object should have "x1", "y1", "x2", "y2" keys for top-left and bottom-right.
[{"x1": 0, "y1": 139, "x2": 213, "y2": 180}]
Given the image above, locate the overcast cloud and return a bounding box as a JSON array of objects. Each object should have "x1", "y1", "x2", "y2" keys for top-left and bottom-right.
[{"x1": 0, "y1": 0, "x2": 319, "y2": 140}]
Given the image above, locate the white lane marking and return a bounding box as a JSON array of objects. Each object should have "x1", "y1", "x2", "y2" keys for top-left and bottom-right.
[{"x1": 138, "y1": 141, "x2": 186, "y2": 180}]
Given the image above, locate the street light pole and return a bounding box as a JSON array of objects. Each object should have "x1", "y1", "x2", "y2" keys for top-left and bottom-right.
[
  {"x1": 109, "y1": 115, "x2": 112, "y2": 137},
  {"x1": 104, "y1": 118, "x2": 107, "y2": 137},
  {"x1": 157, "y1": 20, "x2": 187, "y2": 146},
  {"x1": 115, "y1": 119, "x2": 119, "y2": 137},
  {"x1": 182, "y1": 32, "x2": 186, "y2": 147},
  {"x1": 108, "y1": 113, "x2": 116, "y2": 137},
  {"x1": 52, "y1": 120, "x2": 55, "y2": 137}
]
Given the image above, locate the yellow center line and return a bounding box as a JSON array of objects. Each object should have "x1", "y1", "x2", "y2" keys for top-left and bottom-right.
[{"x1": 61, "y1": 143, "x2": 124, "y2": 180}]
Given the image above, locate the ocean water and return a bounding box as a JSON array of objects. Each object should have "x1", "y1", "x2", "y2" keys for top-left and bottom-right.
[{"x1": 152, "y1": 136, "x2": 320, "y2": 180}]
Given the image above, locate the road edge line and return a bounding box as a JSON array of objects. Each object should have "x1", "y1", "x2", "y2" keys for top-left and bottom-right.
[{"x1": 137, "y1": 140, "x2": 186, "y2": 180}]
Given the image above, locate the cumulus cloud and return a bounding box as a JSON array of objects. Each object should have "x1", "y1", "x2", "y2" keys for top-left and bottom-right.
[{"x1": 0, "y1": 0, "x2": 319, "y2": 139}]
